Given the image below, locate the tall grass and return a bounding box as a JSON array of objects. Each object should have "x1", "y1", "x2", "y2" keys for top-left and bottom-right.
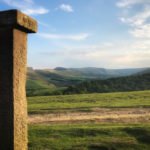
[{"x1": 29, "y1": 123, "x2": 150, "y2": 150}]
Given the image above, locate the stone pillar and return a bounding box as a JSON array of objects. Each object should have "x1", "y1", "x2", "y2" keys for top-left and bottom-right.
[{"x1": 0, "y1": 10, "x2": 37, "y2": 150}]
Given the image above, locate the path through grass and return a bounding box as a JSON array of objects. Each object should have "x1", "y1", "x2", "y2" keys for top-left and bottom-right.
[{"x1": 28, "y1": 90, "x2": 150, "y2": 149}]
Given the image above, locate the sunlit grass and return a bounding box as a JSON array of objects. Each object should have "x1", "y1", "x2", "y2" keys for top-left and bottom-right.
[
  {"x1": 28, "y1": 90, "x2": 150, "y2": 149},
  {"x1": 28, "y1": 90, "x2": 150, "y2": 114}
]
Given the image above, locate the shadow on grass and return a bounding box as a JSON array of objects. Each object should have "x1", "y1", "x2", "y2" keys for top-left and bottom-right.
[
  {"x1": 60, "y1": 128, "x2": 110, "y2": 137},
  {"x1": 88, "y1": 144, "x2": 116, "y2": 150},
  {"x1": 124, "y1": 127, "x2": 150, "y2": 144}
]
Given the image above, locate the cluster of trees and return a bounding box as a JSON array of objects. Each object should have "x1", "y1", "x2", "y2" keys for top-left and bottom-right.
[{"x1": 63, "y1": 73, "x2": 150, "y2": 94}]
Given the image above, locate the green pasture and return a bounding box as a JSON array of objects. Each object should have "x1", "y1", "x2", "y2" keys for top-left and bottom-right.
[
  {"x1": 28, "y1": 90, "x2": 150, "y2": 114},
  {"x1": 28, "y1": 90, "x2": 150, "y2": 149},
  {"x1": 29, "y1": 123, "x2": 150, "y2": 150}
]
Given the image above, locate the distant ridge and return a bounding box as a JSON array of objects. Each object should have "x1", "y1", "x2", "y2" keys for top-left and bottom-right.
[
  {"x1": 54, "y1": 67, "x2": 67, "y2": 71},
  {"x1": 26, "y1": 67, "x2": 149, "y2": 96}
]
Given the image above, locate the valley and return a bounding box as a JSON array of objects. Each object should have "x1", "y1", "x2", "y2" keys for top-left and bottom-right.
[{"x1": 26, "y1": 67, "x2": 150, "y2": 96}]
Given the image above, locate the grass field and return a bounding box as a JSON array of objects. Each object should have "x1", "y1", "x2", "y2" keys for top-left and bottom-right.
[
  {"x1": 28, "y1": 90, "x2": 150, "y2": 114},
  {"x1": 28, "y1": 90, "x2": 150, "y2": 150},
  {"x1": 29, "y1": 123, "x2": 150, "y2": 150}
]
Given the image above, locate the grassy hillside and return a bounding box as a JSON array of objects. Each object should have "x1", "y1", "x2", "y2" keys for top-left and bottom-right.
[
  {"x1": 27, "y1": 67, "x2": 148, "y2": 81},
  {"x1": 26, "y1": 79, "x2": 58, "y2": 96},
  {"x1": 26, "y1": 67, "x2": 86, "y2": 96}
]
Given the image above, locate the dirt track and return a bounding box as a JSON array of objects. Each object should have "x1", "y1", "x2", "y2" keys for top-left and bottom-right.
[{"x1": 29, "y1": 108, "x2": 150, "y2": 124}]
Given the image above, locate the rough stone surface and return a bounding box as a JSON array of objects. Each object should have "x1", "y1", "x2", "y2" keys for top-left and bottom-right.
[
  {"x1": 0, "y1": 9, "x2": 37, "y2": 33},
  {"x1": 0, "y1": 10, "x2": 37, "y2": 150},
  {"x1": 13, "y1": 29, "x2": 28, "y2": 150}
]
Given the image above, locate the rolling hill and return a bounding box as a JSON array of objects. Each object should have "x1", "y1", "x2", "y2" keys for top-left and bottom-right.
[
  {"x1": 51, "y1": 67, "x2": 147, "y2": 78},
  {"x1": 26, "y1": 67, "x2": 149, "y2": 96}
]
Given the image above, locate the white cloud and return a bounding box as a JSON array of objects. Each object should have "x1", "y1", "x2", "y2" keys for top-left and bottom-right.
[
  {"x1": 130, "y1": 39, "x2": 150, "y2": 49},
  {"x1": 59, "y1": 4, "x2": 74, "y2": 13},
  {"x1": 2, "y1": 0, "x2": 49, "y2": 15},
  {"x1": 117, "y1": 0, "x2": 150, "y2": 39},
  {"x1": 117, "y1": 0, "x2": 150, "y2": 8},
  {"x1": 24, "y1": 0, "x2": 33, "y2": 4},
  {"x1": 114, "y1": 51, "x2": 150, "y2": 68},
  {"x1": 130, "y1": 24, "x2": 150, "y2": 38},
  {"x1": 120, "y1": 7, "x2": 150, "y2": 27},
  {"x1": 39, "y1": 33, "x2": 89, "y2": 41},
  {"x1": 23, "y1": 8, "x2": 49, "y2": 15},
  {"x1": 39, "y1": 41, "x2": 150, "y2": 68}
]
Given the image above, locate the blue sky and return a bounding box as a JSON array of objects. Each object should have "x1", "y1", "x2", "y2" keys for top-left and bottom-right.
[{"x1": 0, "y1": 0, "x2": 150, "y2": 69}]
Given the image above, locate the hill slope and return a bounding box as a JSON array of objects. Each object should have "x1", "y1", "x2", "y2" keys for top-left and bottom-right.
[
  {"x1": 64, "y1": 73, "x2": 150, "y2": 94},
  {"x1": 26, "y1": 67, "x2": 149, "y2": 96},
  {"x1": 26, "y1": 67, "x2": 85, "y2": 96}
]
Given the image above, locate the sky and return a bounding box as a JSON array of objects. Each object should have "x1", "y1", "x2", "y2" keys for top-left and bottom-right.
[{"x1": 0, "y1": 0, "x2": 150, "y2": 69}]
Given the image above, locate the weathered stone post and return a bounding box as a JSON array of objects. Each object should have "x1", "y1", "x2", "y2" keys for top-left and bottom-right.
[{"x1": 0, "y1": 10, "x2": 37, "y2": 150}]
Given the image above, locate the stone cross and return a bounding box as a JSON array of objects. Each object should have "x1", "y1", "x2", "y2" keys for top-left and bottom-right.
[{"x1": 0, "y1": 10, "x2": 37, "y2": 150}]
